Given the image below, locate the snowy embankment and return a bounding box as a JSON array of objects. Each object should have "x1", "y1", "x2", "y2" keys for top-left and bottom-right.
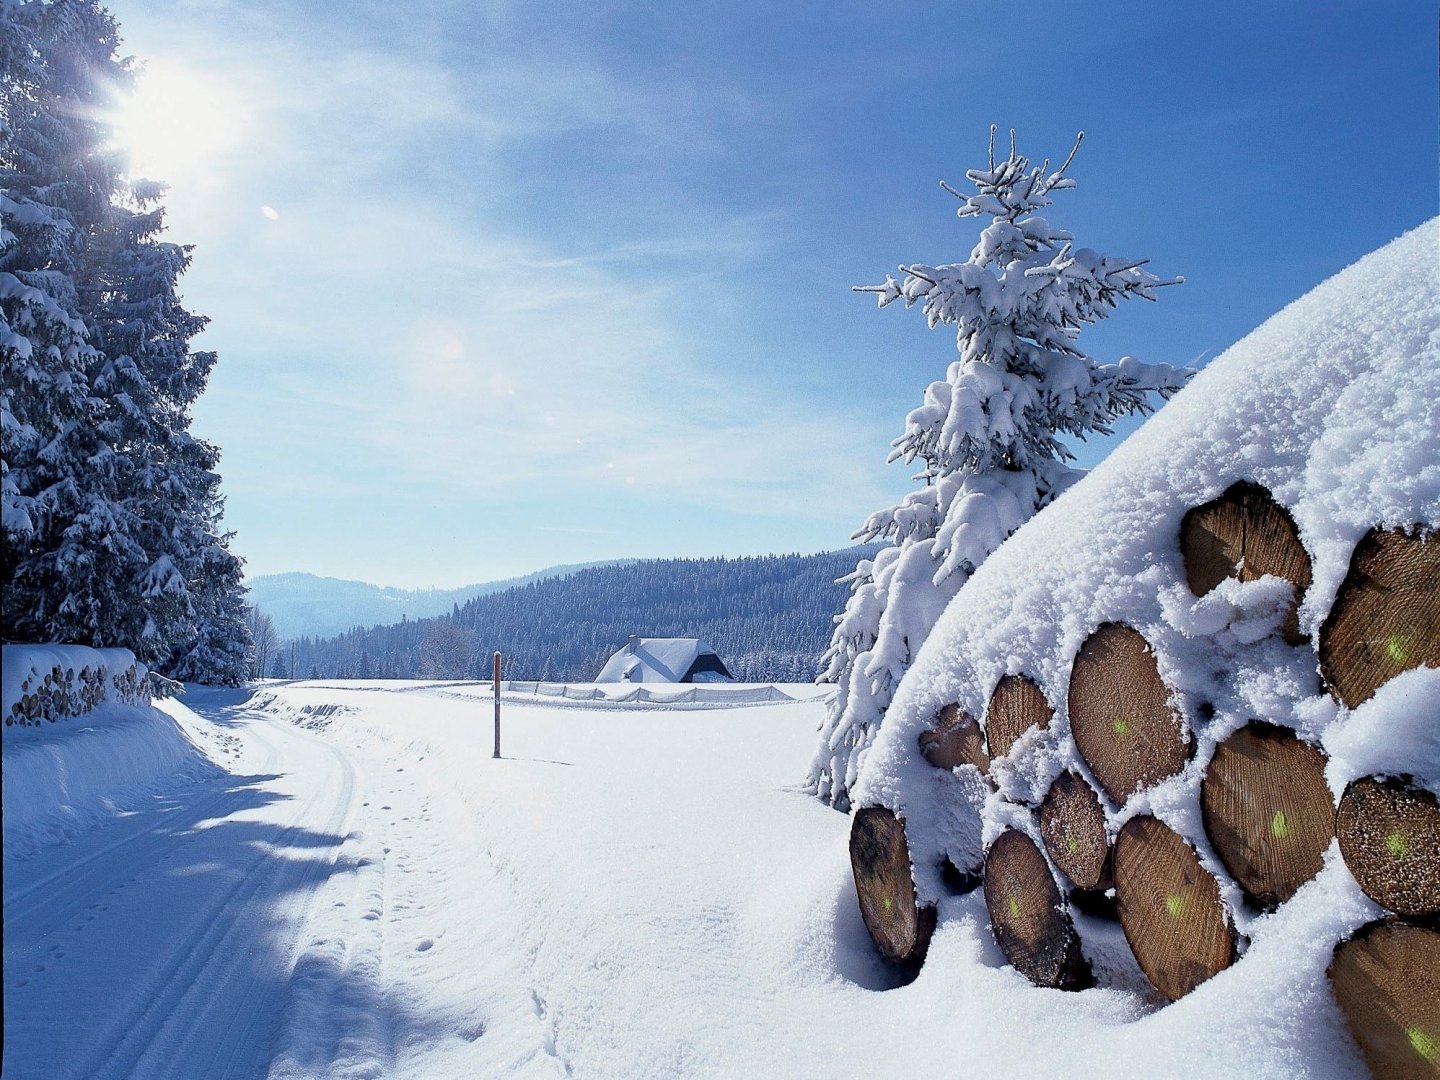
[{"x1": 2, "y1": 645, "x2": 218, "y2": 858}]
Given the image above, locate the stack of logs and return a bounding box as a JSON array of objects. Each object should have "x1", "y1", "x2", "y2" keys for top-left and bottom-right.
[{"x1": 851, "y1": 482, "x2": 1439, "y2": 1079}]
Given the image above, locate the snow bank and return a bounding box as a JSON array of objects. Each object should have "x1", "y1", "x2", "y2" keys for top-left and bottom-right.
[
  {"x1": 3, "y1": 645, "x2": 220, "y2": 857},
  {"x1": 3, "y1": 643, "x2": 150, "y2": 731},
  {"x1": 852, "y1": 220, "x2": 1438, "y2": 1005}
]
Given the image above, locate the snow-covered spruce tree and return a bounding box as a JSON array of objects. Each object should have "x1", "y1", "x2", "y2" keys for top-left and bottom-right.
[
  {"x1": 1, "y1": 0, "x2": 115, "y2": 642},
  {"x1": 808, "y1": 128, "x2": 1191, "y2": 810},
  {"x1": 1, "y1": 0, "x2": 251, "y2": 684}
]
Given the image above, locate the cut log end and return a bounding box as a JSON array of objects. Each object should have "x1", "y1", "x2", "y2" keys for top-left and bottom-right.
[
  {"x1": 1040, "y1": 770, "x2": 1110, "y2": 891},
  {"x1": 984, "y1": 829, "x2": 1092, "y2": 991},
  {"x1": 984, "y1": 674, "x2": 1054, "y2": 760},
  {"x1": 918, "y1": 703, "x2": 989, "y2": 775},
  {"x1": 1200, "y1": 721, "x2": 1332, "y2": 909},
  {"x1": 850, "y1": 806, "x2": 935, "y2": 967},
  {"x1": 1337, "y1": 776, "x2": 1440, "y2": 918},
  {"x1": 1068, "y1": 624, "x2": 1191, "y2": 805},
  {"x1": 1320, "y1": 526, "x2": 1440, "y2": 709},
  {"x1": 1330, "y1": 919, "x2": 1440, "y2": 1080},
  {"x1": 1115, "y1": 815, "x2": 1236, "y2": 1001},
  {"x1": 1180, "y1": 480, "x2": 1313, "y2": 644}
]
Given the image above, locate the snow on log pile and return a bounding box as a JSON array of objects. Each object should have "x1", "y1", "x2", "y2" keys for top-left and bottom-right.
[
  {"x1": 847, "y1": 221, "x2": 1439, "y2": 1078},
  {"x1": 2, "y1": 643, "x2": 151, "y2": 727},
  {"x1": 2, "y1": 645, "x2": 217, "y2": 857}
]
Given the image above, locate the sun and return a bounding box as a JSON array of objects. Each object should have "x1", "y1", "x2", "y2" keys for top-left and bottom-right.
[{"x1": 104, "y1": 59, "x2": 251, "y2": 188}]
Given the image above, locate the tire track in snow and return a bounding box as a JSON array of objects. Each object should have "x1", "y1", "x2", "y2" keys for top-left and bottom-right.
[
  {"x1": 2, "y1": 736, "x2": 283, "y2": 940},
  {"x1": 3, "y1": 705, "x2": 361, "y2": 1080}
]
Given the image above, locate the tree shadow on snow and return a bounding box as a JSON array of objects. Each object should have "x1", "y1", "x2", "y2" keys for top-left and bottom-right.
[{"x1": 2, "y1": 759, "x2": 492, "y2": 1080}]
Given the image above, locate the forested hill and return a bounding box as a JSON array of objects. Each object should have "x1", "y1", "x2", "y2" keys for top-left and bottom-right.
[
  {"x1": 248, "y1": 561, "x2": 632, "y2": 640},
  {"x1": 286, "y1": 548, "x2": 879, "y2": 683}
]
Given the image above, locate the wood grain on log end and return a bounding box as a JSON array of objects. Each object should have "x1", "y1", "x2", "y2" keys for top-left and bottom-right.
[
  {"x1": 918, "y1": 703, "x2": 989, "y2": 774},
  {"x1": 1329, "y1": 918, "x2": 1440, "y2": 1080},
  {"x1": 1068, "y1": 624, "x2": 1191, "y2": 805},
  {"x1": 1200, "y1": 721, "x2": 1332, "y2": 909},
  {"x1": 1320, "y1": 526, "x2": 1440, "y2": 709},
  {"x1": 984, "y1": 829, "x2": 1092, "y2": 991},
  {"x1": 1337, "y1": 776, "x2": 1440, "y2": 918},
  {"x1": 1180, "y1": 480, "x2": 1313, "y2": 644},
  {"x1": 850, "y1": 806, "x2": 936, "y2": 967},
  {"x1": 984, "y1": 674, "x2": 1054, "y2": 760},
  {"x1": 1040, "y1": 770, "x2": 1110, "y2": 891},
  {"x1": 1115, "y1": 815, "x2": 1236, "y2": 1001}
]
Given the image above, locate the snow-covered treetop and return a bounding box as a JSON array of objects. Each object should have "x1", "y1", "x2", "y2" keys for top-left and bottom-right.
[
  {"x1": 808, "y1": 128, "x2": 1190, "y2": 811},
  {"x1": 856, "y1": 126, "x2": 1186, "y2": 502}
]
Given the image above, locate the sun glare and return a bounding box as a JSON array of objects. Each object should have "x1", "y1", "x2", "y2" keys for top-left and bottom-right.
[{"x1": 105, "y1": 60, "x2": 251, "y2": 187}]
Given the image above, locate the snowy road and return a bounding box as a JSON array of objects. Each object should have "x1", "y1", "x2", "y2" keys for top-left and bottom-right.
[
  {"x1": 4, "y1": 684, "x2": 856, "y2": 1080},
  {"x1": 4, "y1": 692, "x2": 367, "y2": 1079}
]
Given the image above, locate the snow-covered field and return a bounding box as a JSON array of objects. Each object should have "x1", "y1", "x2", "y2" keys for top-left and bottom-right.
[{"x1": 4, "y1": 678, "x2": 1379, "y2": 1079}]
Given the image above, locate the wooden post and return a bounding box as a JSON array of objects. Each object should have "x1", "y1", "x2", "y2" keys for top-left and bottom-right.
[{"x1": 492, "y1": 651, "x2": 502, "y2": 759}]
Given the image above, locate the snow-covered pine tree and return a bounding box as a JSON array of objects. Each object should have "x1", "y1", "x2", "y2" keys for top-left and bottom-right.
[
  {"x1": 2, "y1": 0, "x2": 118, "y2": 643},
  {"x1": 1, "y1": 0, "x2": 250, "y2": 684},
  {"x1": 85, "y1": 180, "x2": 252, "y2": 675},
  {"x1": 808, "y1": 128, "x2": 1191, "y2": 810}
]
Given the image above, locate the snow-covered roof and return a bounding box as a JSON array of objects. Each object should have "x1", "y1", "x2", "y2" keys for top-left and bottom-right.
[{"x1": 595, "y1": 638, "x2": 730, "y2": 683}]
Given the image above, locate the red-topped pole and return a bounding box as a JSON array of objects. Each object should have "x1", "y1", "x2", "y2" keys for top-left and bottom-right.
[{"x1": 492, "y1": 651, "x2": 502, "y2": 759}]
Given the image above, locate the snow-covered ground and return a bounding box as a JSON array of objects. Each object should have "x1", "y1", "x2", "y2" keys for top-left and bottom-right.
[{"x1": 3, "y1": 678, "x2": 1376, "y2": 1078}]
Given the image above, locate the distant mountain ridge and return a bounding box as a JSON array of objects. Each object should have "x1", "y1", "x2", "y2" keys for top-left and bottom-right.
[
  {"x1": 286, "y1": 546, "x2": 882, "y2": 684},
  {"x1": 248, "y1": 562, "x2": 631, "y2": 640}
]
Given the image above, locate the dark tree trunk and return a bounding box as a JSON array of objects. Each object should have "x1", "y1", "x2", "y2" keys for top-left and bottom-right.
[
  {"x1": 1039, "y1": 770, "x2": 1111, "y2": 891},
  {"x1": 1329, "y1": 918, "x2": 1440, "y2": 1079},
  {"x1": 983, "y1": 829, "x2": 1091, "y2": 990},
  {"x1": 1180, "y1": 480, "x2": 1312, "y2": 644},
  {"x1": 918, "y1": 703, "x2": 989, "y2": 775}
]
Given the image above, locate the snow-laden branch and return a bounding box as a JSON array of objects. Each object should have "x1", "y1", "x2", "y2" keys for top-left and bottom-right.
[{"x1": 808, "y1": 129, "x2": 1193, "y2": 811}]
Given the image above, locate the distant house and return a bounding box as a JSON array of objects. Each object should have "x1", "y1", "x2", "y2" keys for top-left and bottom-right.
[{"x1": 595, "y1": 637, "x2": 733, "y2": 683}]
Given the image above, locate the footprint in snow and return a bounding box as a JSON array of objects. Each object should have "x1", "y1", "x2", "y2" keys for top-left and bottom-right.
[{"x1": 416, "y1": 939, "x2": 434, "y2": 952}]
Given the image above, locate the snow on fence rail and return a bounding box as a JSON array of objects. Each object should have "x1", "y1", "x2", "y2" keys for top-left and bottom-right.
[
  {"x1": 501, "y1": 681, "x2": 803, "y2": 706},
  {"x1": 2, "y1": 644, "x2": 151, "y2": 731}
]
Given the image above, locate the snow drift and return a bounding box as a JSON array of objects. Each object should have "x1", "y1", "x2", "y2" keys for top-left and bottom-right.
[{"x1": 3, "y1": 645, "x2": 218, "y2": 858}]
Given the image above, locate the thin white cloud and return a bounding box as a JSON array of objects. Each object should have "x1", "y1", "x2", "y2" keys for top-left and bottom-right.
[{"x1": 112, "y1": 0, "x2": 900, "y2": 575}]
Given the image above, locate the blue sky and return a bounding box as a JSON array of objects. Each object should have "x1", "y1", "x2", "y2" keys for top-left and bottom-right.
[{"x1": 105, "y1": 0, "x2": 1436, "y2": 588}]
